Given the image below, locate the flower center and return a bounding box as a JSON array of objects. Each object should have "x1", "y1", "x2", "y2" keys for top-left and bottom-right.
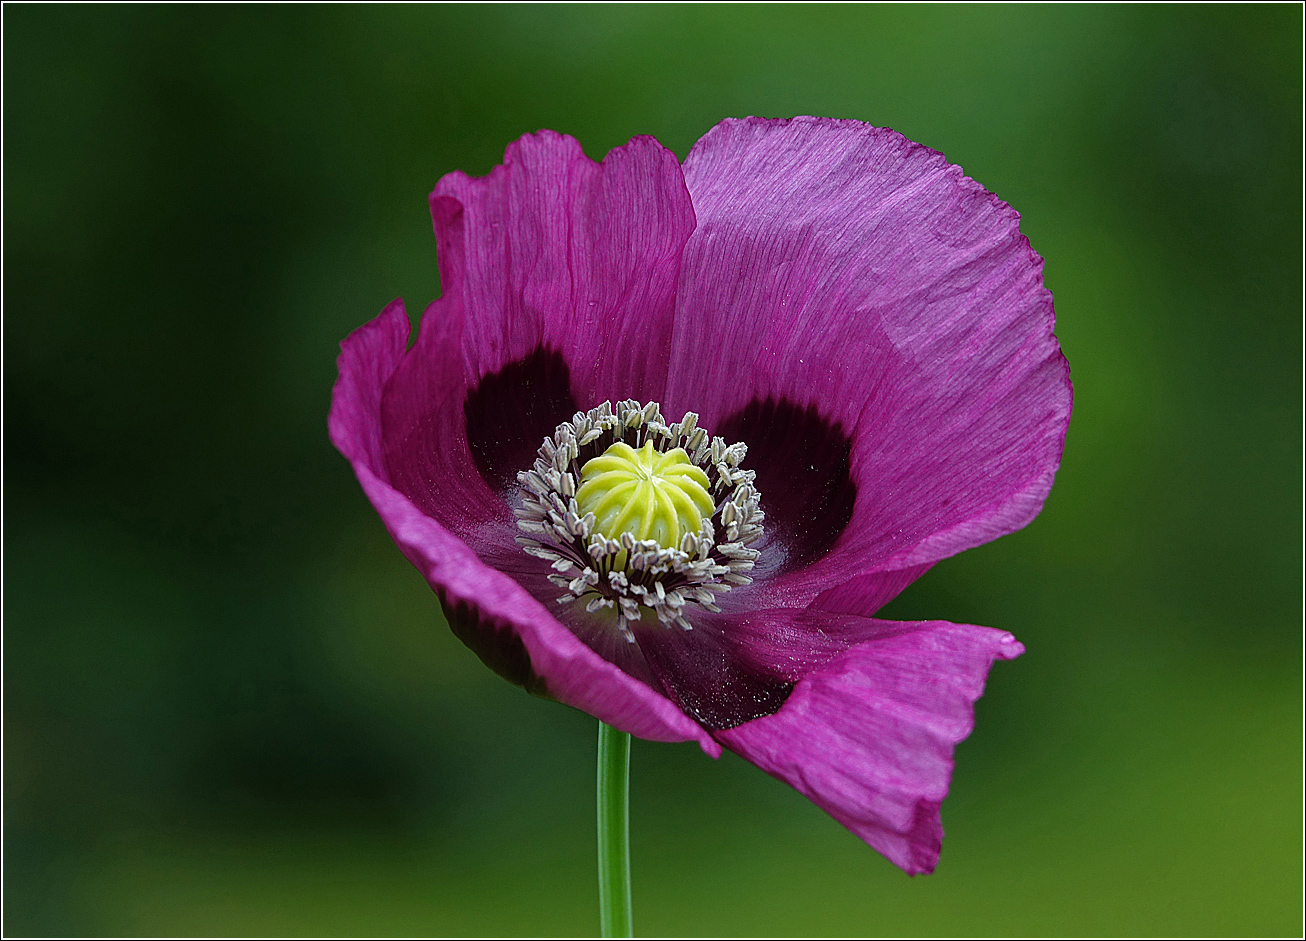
[
  {"x1": 576, "y1": 441, "x2": 714, "y2": 550},
  {"x1": 515, "y1": 400, "x2": 764, "y2": 641}
]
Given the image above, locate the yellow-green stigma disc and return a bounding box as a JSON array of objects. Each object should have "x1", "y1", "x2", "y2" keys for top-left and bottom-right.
[{"x1": 576, "y1": 440, "x2": 715, "y2": 549}]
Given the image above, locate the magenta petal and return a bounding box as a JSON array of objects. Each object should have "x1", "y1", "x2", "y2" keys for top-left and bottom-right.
[
  {"x1": 329, "y1": 297, "x2": 411, "y2": 473},
  {"x1": 356, "y1": 464, "x2": 719, "y2": 754},
  {"x1": 623, "y1": 566, "x2": 938, "y2": 732},
  {"x1": 714, "y1": 617, "x2": 1023, "y2": 874},
  {"x1": 727, "y1": 548, "x2": 931, "y2": 616},
  {"x1": 667, "y1": 116, "x2": 1071, "y2": 583},
  {"x1": 805, "y1": 564, "x2": 934, "y2": 615},
  {"x1": 432, "y1": 131, "x2": 697, "y2": 408},
  {"x1": 330, "y1": 304, "x2": 720, "y2": 756},
  {"x1": 377, "y1": 295, "x2": 517, "y2": 547},
  {"x1": 630, "y1": 615, "x2": 796, "y2": 731}
]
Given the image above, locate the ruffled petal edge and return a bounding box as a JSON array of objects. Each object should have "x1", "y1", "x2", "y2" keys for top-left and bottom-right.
[
  {"x1": 714, "y1": 618, "x2": 1022, "y2": 874},
  {"x1": 670, "y1": 116, "x2": 1072, "y2": 586}
]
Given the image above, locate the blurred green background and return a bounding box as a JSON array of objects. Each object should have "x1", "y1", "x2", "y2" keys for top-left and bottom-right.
[{"x1": 5, "y1": 4, "x2": 1300, "y2": 936}]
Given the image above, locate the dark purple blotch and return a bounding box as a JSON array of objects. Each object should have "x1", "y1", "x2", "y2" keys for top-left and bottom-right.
[
  {"x1": 718, "y1": 398, "x2": 856, "y2": 573},
  {"x1": 464, "y1": 347, "x2": 577, "y2": 495}
]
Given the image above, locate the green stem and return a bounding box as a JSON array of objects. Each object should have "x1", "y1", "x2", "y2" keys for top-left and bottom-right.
[{"x1": 596, "y1": 721, "x2": 633, "y2": 938}]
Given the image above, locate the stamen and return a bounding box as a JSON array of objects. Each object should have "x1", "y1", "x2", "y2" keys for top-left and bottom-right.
[{"x1": 514, "y1": 400, "x2": 765, "y2": 641}]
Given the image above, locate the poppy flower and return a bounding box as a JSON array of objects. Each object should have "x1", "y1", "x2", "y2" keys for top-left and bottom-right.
[{"x1": 329, "y1": 116, "x2": 1071, "y2": 875}]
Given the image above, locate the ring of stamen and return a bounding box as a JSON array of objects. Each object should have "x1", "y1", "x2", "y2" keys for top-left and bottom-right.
[{"x1": 514, "y1": 400, "x2": 765, "y2": 642}]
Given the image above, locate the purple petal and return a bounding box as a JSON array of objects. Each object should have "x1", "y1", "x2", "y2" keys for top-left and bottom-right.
[
  {"x1": 631, "y1": 615, "x2": 795, "y2": 731},
  {"x1": 432, "y1": 131, "x2": 696, "y2": 410},
  {"x1": 330, "y1": 303, "x2": 721, "y2": 756},
  {"x1": 358, "y1": 464, "x2": 720, "y2": 754},
  {"x1": 806, "y1": 565, "x2": 935, "y2": 614},
  {"x1": 380, "y1": 313, "x2": 578, "y2": 540},
  {"x1": 634, "y1": 597, "x2": 923, "y2": 730},
  {"x1": 376, "y1": 295, "x2": 517, "y2": 546},
  {"x1": 329, "y1": 297, "x2": 411, "y2": 472},
  {"x1": 722, "y1": 561, "x2": 931, "y2": 622},
  {"x1": 714, "y1": 617, "x2": 1023, "y2": 875},
  {"x1": 667, "y1": 116, "x2": 1071, "y2": 590},
  {"x1": 706, "y1": 606, "x2": 919, "y2": 682},
  {"x1": 627, "y1": 592, "x2": 927, "y2": 732}
]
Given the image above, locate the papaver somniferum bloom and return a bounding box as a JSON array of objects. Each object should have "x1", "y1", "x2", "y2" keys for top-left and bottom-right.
[{"x1": 330, "y1": 116, "x2": 1071, "y2": 875}]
